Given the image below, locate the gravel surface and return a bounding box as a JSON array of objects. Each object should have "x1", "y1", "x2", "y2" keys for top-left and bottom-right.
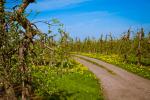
[{"x1": 74, "y1": 55, "x2": 150, "y2": 100}]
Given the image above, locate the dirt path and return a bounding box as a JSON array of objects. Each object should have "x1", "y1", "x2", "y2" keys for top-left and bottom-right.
[{"x1": 74, "y1": 55, "x2": 150, "y2": 100}]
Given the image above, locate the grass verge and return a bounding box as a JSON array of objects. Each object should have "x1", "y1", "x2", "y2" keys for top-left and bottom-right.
[
  {"x1": 32, "y1": 60, "x2": 104, "y2": 100},
  {"x1": 74, "y1": 52, "x2": 150, "y2": 80},
  {"x1": 75, "y1": 55, "x2": 116, "y2": 75}
]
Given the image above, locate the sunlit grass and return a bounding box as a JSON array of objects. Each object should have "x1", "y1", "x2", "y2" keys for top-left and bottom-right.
[
  {"x1": 77, "y1": 52, "x2": 150, "y2": 79},
  {"x1": 32, "y1": 60, "x2": 104, "y2": 100}
]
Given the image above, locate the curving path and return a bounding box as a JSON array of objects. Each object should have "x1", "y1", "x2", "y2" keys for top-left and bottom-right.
[{"x1": 74, "y1": 55, "x2": 150, "y2": 100}]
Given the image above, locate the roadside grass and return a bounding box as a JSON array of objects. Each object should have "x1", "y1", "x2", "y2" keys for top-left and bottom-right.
[
  {"x1": 75, "y1": 55, "x2": 116, "y2": 75},
  {"x1": 74, "y1": 52, "x2": 150, "y2": 80},
  {"x1": 31, "y1": 60, "x2": 104, "y2": 100}
]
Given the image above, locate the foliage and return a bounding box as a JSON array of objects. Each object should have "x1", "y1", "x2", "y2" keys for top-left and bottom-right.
[
  {"x1": 70, "y1": 28, "x2": 150, "y2": 66},
  {"x1": 0, "y1": 0, "x2": 74, "y2": 99}
]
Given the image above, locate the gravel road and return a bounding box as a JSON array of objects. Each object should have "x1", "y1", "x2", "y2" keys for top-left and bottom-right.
[{"x1": 74, "y1": 55, "x2": 150, "y2": 100}]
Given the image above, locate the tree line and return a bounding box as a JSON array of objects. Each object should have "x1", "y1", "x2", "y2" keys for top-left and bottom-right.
[{"x1": 71, "y1": 28, "x2": 150, "y2": 66}]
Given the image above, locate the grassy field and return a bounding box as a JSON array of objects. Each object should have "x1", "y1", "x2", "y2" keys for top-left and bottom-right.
[
  {"x1": 76, "y1": 52, "x2": 150, "y2": 80},
  {"x1": 31, "y1": 60, "x2": 104, "y2": 100}
]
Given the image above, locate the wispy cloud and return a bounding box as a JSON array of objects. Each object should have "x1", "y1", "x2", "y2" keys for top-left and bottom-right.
[
  {"x1": 28, "y1": 0, "x2": 90, "y2": 11},
  {"x1": 29, "y1": 3, "x2": 150, "y2": 39},
  {"x1": 34, "y1": 11, "x2": 141, "y2": 39}
]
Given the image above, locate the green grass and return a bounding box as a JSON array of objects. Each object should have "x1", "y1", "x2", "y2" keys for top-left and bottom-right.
[
  {"x1": 75, "y1": 52, "x2": 150, "y2": 80},
  {"x1": 75, "y1": 55, "x2": 116, "y2": 75},
  {"x1": 32, "y1": 60, "x2": 104, "y2": 100}
]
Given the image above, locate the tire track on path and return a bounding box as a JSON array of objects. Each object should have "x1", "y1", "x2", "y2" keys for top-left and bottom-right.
[{"x1": 74, "y1": 55, "x2": 150, "y2": 100}]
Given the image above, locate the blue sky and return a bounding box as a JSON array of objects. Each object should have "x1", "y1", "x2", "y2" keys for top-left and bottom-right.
[{"x1": 7, "y1": 0, "x2": 150, "y2": 39}]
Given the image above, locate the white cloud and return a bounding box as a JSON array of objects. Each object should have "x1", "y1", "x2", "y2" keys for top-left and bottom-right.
[
  {"x1": 28, "y1": 0, "x2": 90, "y2": 11},
  {"x1": 32, "y1": 11, "x2": 150, "y2": 39}
]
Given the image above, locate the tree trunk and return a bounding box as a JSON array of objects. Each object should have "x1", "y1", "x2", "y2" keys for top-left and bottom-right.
[
  {"x1": 19, "y1": 37, "x2": 31, "y2": 100},
  {"x1": 137, "y1": 32, "x2": 142, "y2": 65},
  {"x1": 19, "y1": 45, "x2": 26, "y2": 100}
]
